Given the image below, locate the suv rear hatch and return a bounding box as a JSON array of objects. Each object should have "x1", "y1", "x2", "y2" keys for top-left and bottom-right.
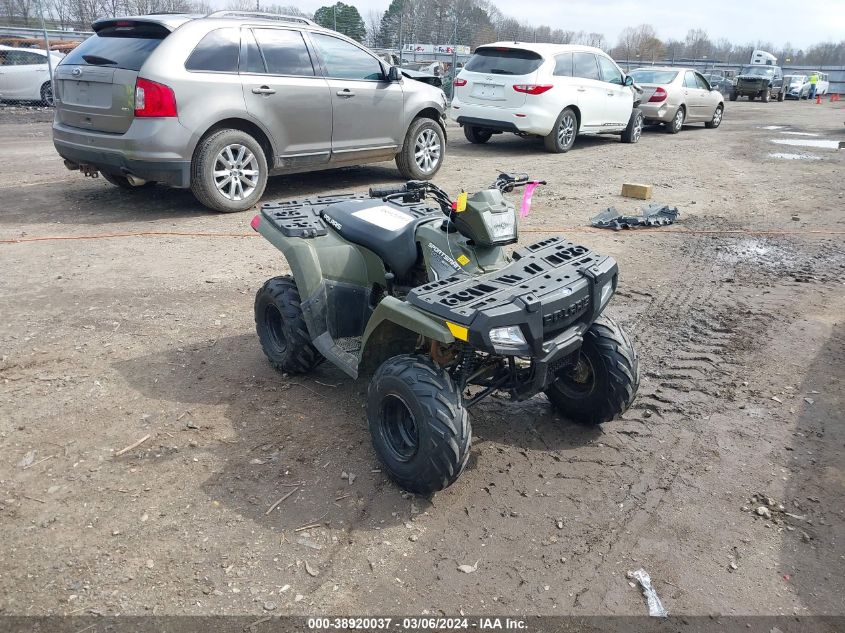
[
  {"x1": 457, "y1": 46, "x2": 544, "y2": 109},
  {"x1": 55, "y1": 19, "x2": 173, "y2": 134}
]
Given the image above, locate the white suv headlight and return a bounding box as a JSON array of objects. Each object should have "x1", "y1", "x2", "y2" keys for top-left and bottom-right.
[{"x1": 490, "y1": 326, "x2": 526, "y2": 347}]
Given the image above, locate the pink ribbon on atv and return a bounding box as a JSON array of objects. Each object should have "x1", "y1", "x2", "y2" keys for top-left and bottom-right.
[{"x1": 519, "y1": 181, "x2": 542, "y2": 218}]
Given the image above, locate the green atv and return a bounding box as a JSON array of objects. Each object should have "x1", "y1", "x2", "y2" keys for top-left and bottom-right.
[{"x1": 251, "y1": 174, "x2": 639, "y2": 494}]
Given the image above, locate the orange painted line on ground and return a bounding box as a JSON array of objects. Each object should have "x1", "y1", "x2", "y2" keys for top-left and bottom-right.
[{"x1": 2, "y1": 228, "x2": 844, "y2": 245}]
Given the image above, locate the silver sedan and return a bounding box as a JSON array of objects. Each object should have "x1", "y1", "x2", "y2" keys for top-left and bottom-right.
[{"x1": 630, "y1": 67, "x2": 724, "y2": 134}]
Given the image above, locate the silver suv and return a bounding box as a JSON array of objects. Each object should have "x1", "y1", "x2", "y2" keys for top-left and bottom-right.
[{"x1": 52, "y1": 12, "x2": 447, "y2": 212}]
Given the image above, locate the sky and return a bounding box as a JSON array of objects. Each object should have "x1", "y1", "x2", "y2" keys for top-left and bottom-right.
[{"x1": 267, "y1": 0, "x2": 845, "y2": 49}]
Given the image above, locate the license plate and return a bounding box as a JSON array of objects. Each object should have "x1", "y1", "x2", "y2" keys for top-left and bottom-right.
[{"x1": 474, "y1": 83, "x2": 503, "y2": 100}]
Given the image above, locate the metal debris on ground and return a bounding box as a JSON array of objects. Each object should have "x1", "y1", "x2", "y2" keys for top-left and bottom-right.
[
  {"x1": 629, "y1": 568, "x2": 668, "y2": 617},
  {"x1": 591, "y1": 204, "x2": 680, "y2": 230}
]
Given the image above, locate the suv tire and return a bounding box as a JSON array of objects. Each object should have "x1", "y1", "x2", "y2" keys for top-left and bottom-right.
[
  {"x1": 463, "y1": 125, "x2": 492, "y2": 144},
  {"x1": 620, "y1": 109, "x2": 643, "y2": 144},
  {"x1": 761, "y1": 89, "x2": 771, "y2": 103},
  {"x1": 396, "y1": 117, "x2": 444, "y2": 180},
  {"x1": 543, "y1": 107, "x2": 578, "y2": 153},
  {"x1": 254, "y1": 275, "x2": 323, "y2": 374},
  {"x1": 367, "y1": 354, "x2": 470, "y2": 494},
  {"x1": 191, "y1": 128, "x2": 268, "y2": 213},
  {"x1": 777, "y1": 89, "x2": 785, "y2": 102},
  {"x1": 729, "y1": 91, "x2": 738, "y2": 102}
]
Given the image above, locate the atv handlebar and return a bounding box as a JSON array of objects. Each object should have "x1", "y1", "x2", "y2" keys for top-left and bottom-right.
[{"x1": 369, "y1": 184, "x2": 409, "y2": 198}]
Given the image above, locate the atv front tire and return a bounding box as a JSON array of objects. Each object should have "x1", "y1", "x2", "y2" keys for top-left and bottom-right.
[
  {"x1": 367, "y1": 355, "x2": 470, "y2": 494},
  {"x1": 545, "y1": 315, "x2": 639, "y2": 425},
  {"x1": 255, "y1": 276, "x2": 322, "y2": 374}
]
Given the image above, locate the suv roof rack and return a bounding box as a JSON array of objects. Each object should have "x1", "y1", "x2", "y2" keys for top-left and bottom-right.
[{"x1": 205, "y1": 10, "x2": 318, "y2": 26}]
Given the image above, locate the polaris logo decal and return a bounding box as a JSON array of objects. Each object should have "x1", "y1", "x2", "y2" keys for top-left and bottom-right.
[
  {"x1": 323, "y1": 214, "x2": 342, "y2": 231},
  {"x1": 543, "y1": 297, "x2": 589, "y2": 327},
  {"x1": 427, "y1": 243, "x2": 462, "y2": 271}
]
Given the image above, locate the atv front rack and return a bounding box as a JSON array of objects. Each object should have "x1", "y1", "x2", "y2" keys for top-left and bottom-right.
[{"x1": 407, "y1": 236, "x2": 617, "y2": 356}]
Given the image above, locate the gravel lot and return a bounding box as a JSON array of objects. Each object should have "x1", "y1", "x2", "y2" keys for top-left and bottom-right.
[{"x1": 1, "y1": 100, "x2": 843, "y2": 617}]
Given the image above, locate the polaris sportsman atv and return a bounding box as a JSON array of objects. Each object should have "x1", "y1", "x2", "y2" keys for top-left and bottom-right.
[{"x1": 251, "y1": 174, "x2": 639, "y2": 494}]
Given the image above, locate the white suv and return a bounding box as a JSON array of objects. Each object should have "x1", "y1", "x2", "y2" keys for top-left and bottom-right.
[{"x1": 450, "y1": 43, "x2": 643, "y2": 152}]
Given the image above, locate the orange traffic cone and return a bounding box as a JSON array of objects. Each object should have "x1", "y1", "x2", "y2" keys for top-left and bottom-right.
[
  {"x1": 831, "y1": 93, "x2": 841, "y2": 102},
  {"x1": 816, "y1": 94, "x2": 822, "y2": 104}
]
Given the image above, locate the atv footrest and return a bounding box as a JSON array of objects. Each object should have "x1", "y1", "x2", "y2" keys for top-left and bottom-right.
[{"x1": 313, "y1": 332, "x2": 360, "y2": 379}]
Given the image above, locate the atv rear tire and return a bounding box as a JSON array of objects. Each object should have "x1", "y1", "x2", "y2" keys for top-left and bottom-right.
[
  {"x1": 463, "y1": 125, "x2": 492, "y2": 144},
  {"x1": 545, "y1": 315, "x2": 639, "y2": 425},
  {"x1": 367, "y1": 355, "x2": 470, "y2": 494},
  {"x1": 255, "y1": 276, "x2": 322, "y2": 374},
  {"x1": 396, "y1": 117, "x2": 444, "y2": 180}
]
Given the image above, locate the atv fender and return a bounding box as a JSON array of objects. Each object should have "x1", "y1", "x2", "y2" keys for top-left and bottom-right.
[{"x1": 359, "y1": 296, "x2": 455, "y2": 375}]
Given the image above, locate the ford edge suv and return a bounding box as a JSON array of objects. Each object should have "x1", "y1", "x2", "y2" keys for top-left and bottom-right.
[{"x1": 52, "y1": 12, "x2": 447, "y2": 212}]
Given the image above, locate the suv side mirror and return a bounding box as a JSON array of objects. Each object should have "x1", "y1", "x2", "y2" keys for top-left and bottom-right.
[
  {"x1": 624, "y1": 75, "x2": 634, "y2": 87},
  {"x1": 387, "y1": 66, "x2": 402, "y2": 82}
]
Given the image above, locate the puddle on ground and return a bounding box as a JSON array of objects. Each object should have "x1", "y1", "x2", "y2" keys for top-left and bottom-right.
[
  {"x1": 768, "y1": 152, "x2": 822, "y2": 160},
  {"x1": 770, "y1": 138, "x2": 841, "y2": 149},
  {"x1": 782, "y1": 131, "x2": 819, "y2": 136}
]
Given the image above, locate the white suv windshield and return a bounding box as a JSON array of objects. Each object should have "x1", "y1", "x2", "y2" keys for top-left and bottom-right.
[{"x1": 464, "y1": 48, "x2": 543, "y2": 76}]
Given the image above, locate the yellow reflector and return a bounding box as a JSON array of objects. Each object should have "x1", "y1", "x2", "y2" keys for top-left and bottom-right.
[
  {"x1": 456, "y1": 191, "x2": 468, "y2": 212},
  {"x1": 446, "y1": 321, "x2": 468, "y2": 341},
  {"x1": 457, "y1": 254, "x2": 470, "y2": 266}
]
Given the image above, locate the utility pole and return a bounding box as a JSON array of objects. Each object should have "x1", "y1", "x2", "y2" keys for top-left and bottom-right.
[
  {"x1": 398, "y1": 0, "x2": 404, "y2": 65},
  {"x1": 451, "y1": 9, "x2": 457, "y2": 81},
  {"x1": 34, "y1": 0, "x2": 54, "y2": 105},
  {"x1": 333, "y1": 4, "x2": 337, "y2": 32}
]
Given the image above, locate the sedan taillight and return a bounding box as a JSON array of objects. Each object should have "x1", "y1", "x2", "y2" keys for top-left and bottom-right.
[
  {"x1": 648, "y1": 87, "x2": 667, "y2": 103},
  {"x1": 513, "y1": 84, "x2": 553, "y2": 95},
  {"x1": 134, "y1": 78, "x2": 177, "y2": 117}
]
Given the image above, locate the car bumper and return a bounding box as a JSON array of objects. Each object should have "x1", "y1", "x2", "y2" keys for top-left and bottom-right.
[
  {"x1": 639, "y1": 102, "x2": 675, "y2": 122},
  {"x1": 449, "y1": 99, "x2": 558, "y2": 136},
  {"x1": 52, "y1": 118, "x2": 194, "y2": 187}
]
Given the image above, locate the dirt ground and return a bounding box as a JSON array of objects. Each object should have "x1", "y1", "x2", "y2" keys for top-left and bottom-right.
[{"x1": 1, "y1": 99, "x2": 843, "y2": 618}]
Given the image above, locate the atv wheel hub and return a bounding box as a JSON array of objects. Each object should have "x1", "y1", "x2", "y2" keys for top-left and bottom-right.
[{"x1": 380, "y1": 394, "x2": 419, "y2": 462}]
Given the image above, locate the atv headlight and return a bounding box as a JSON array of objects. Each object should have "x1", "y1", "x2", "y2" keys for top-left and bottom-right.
[
  {"x1": 489, "y1": 209, "x2": 516, "y2": 242},
  {"x1": 490, "y1": 325, "x2": 526, "y2": 347},
  {"x1": 599, "y1": 279, "x2": 614, "y2": 308}
]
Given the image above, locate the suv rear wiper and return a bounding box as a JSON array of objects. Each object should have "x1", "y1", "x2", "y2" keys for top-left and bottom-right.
[{"x1": 82, "y1": 55, "x2": 117, "y2": 65}]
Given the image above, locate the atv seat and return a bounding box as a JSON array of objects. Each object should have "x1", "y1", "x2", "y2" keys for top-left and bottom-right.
[{"x1": 320, "y1": 199, "x2": 441, "y2": 277}]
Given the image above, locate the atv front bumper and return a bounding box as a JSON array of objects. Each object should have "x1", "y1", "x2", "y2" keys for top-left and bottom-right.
[{"x1": 407, "y1": 236, "x2": 618, "y2": 396}]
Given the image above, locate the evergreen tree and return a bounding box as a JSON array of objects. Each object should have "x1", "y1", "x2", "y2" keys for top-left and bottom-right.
[{"x1": 314, "y1": 2, "x2": 367, "y2": 42}]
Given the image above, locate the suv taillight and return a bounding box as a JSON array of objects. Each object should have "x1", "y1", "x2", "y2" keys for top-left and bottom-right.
[
  {"x1": 513, "y1": 84, "x2": 553, "y2": 95},
  {"x1": 648, "y1": 87, "x2": 667, "y2": 103},
  {"x1": 453, "y1": 78, "x2": 467, "y2": 87},
  {"x1": 134, "y1": 78, "x2": 177, "y2": 117}
]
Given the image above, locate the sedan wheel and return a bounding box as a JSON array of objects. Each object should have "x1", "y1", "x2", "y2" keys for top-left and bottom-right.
[
  {"x1": 666, "y1": 106, "x2": 684, "y2": 134},
  {"x1": 705, "y1": 105, "x2": 723, "y2": 129}
]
